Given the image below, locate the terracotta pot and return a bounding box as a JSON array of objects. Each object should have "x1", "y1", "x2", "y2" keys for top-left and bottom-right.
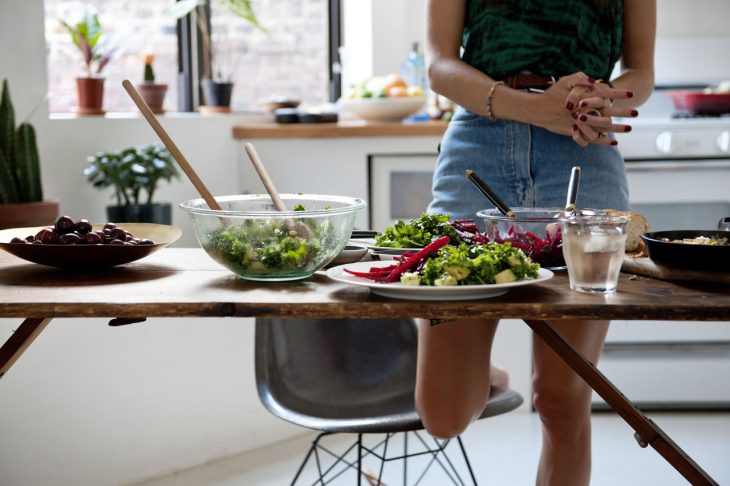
[
  {"x1": 136, "y1": 82, "x2": 168, "y2": 114},
  {"x1": 75, "y1": 77, "x2": 105, "y2": 116},
  {"x1": 0, "y1": 200, "x2": 59, "y2": 230},
  {"x1": 106, "y1": 203, "x2": 172, "y2": 224}
]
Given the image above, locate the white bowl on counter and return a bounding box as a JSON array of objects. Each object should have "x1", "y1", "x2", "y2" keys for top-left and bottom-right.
[{"x1": 338, "y1": 96, "x2": 425, "y2": 122}]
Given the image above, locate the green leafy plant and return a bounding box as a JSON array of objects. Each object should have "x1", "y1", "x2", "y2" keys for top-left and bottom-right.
[
  {"x1": 84, "y1": 144, "x2": 180, "y2": 206},
  {"x1": 170, "y1": 0, "x2": 266, "y2": 81},
  {"x1": 0, "y1": 79, "x2": 43, "y2": 204},
  {"x1": 60, "y1": 7, "x2": 117, "y2": 76}
]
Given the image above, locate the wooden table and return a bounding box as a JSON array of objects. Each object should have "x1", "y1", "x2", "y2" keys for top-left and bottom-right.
[{"x1": 1, "y1": 248, "x2": 727, "y2": 485}]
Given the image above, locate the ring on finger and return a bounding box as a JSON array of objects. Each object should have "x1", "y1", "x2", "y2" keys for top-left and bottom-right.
[
  {"x1": 597, "y1": 131, "x2": 607, "y2": 139},
  {"x1": 586, "y1": 108, "x2": 602, "y2": 117}
]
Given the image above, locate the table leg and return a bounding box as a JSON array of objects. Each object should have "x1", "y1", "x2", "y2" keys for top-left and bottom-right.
[
  {"x1": 0, "y1": 317, "x2": 53, "y2": 379},
  {"x1": 523, "y1": 319, "x2": 718, "y2": 486}
]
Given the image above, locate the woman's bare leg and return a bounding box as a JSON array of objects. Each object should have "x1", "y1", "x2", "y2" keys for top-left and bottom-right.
[
  {"x1": 532, "y1": 319, "x2": 610, "y2": 486},
  {"x1": 415, "y1": 318, "x2": 499, "y2": 439}
]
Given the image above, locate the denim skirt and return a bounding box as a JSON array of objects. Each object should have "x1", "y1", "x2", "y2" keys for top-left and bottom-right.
[{"x1": 428, "y1": 107, "x2": 630, "y2": 221}]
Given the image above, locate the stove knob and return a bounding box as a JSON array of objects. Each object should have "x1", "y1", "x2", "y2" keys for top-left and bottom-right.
[
  {"x1": 717, "y1": 130, "x2": 730, "y2": 153},
  {"x1": 655, "y1": 131, "x2": 675, "y2": 154}
]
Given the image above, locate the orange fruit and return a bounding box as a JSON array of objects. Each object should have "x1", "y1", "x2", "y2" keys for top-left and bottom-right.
[
  {"x1": 382, "y1": 73, "x2": 407, "y2": 91},
  {"x1": 387, "y1": 86, "x2": 408, "y2": 97}
]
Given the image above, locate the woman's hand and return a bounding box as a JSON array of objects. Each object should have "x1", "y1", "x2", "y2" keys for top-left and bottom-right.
[
  {"x1": 571, "y1": 83, "x2": 638, "y2": 147},
  {"x1": 532, "y1": 72, "x2": 639, "y2": 148}
]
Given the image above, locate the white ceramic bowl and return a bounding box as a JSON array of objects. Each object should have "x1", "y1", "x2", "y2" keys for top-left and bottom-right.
[
  {"x1": 338, "y1": 96, "x2": 425, "y2": 122},
  {"x1": 180, "y1": 194, "x2": 367, "y2": 281}
]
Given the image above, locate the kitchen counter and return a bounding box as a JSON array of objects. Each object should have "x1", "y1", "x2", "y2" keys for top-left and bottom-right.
[{"x1": 232, "y1": 120, "x2": 448, "y2": 139}]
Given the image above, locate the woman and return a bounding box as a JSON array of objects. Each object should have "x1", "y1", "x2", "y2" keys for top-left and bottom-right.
[{"x1": 417, "y1": 1, "x2": 655, "y2": 485}]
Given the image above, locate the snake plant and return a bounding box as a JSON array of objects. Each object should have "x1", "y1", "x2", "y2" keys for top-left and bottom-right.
[{"x1": 0, "y1": 79, "x2": 43, "y2": 204}]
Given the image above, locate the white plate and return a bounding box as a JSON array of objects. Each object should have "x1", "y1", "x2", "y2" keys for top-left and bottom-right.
[
  {"x1": 349, "y1": 237, "x2": 422, "y2": 253},
  {"x1": 329, "y1": 243, "x2": 369, "y2": 266},
  {"x1": 326, "y1": 261, "x2": 554, "y2": 301}
]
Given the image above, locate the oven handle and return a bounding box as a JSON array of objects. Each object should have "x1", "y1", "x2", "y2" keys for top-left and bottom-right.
[{"x1": 625, "y1": 159, "x2": 730, "y2": 172}]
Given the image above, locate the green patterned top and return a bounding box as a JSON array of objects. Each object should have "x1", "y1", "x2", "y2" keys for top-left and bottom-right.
[{"x1": 462, "y1": 0, "x2": 623, "y2": 82}]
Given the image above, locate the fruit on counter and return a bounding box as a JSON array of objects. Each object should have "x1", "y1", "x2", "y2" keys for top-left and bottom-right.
[
  {"x1": 9, "y1": 216, "x2": 154, "y2": 246},
  {"x1": 343, "y1": 73, "x2": 425, "y2": 99}
]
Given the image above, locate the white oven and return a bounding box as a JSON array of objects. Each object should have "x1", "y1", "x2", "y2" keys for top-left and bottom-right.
[{"x1": 593, "y1": 115, "x2": 730, "y2": 410}]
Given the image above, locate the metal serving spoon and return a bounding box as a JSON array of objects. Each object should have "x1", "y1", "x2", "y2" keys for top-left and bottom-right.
[{"x1": 564, "y1": 166, "x2": 581, "y2": 215}]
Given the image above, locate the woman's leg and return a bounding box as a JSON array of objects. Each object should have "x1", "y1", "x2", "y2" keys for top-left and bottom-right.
[
  {"x1": 415, "y1": 318, "x2": 499, "y2": 440},
  {"x1": 532, "y1": 319, "x2": 610, "y2": 486}
]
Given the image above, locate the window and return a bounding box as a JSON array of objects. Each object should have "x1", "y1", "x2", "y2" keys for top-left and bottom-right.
[
  {"x1": 209, "y1": 0, "x2": 331, "y2": 112},
  {"x1": 44, "y1": 0, "x2": 337, "y2": 114},
  {"x1": 44, "y1": 0, "x2": 179, "y2": 113}
]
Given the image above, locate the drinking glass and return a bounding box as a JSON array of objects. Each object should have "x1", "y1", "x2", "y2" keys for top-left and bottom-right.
[{"x1": 559, "y1": 214, "x2": 629, "y2": 294}]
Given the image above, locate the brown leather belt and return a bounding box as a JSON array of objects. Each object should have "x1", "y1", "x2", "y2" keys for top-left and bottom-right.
[{"x1": 502, "y1": 73, "x2": 555, "y2": 91}]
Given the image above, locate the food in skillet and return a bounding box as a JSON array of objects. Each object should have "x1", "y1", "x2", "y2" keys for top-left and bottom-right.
[
  {"x1": 9, "y1": 215, "x2": 154, "y2": 245},
  {"x1": 660, "y1": 236, "x2": 728, "y2": 246}
]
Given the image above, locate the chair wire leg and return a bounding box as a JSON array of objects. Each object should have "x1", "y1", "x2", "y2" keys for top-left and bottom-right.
[
  {"x1": 376, "y1": 433, "x2": 392, "y2": 484},
  {"x1": 403, "y1": 432, "x2": 409, "y2": 486},
  {"x1": 456, "y1": 436, "x2": 479, "y2": 486},
  {"x1": 290, "y1": 432, "x2": 327, "y2": 486},
  {"x1": 357, "y1": 433, "x2": 363, "y2": 486}
]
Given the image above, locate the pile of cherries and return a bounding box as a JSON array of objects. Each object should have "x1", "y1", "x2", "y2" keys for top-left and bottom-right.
[{"x1": 10, "y1": 216, "x2": 154, "y2": 246}]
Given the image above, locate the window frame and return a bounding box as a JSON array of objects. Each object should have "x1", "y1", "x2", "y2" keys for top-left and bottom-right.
[{"x1": 175, "y1": 0, "x2": 342, "y2": 112}]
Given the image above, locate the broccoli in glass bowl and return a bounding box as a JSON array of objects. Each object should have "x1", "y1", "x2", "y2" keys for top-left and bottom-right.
[{"x1": 181, "y1": 194, "x2": 366, "y2": 281}]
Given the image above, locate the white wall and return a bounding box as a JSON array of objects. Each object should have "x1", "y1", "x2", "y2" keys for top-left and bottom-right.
[{"x1": 0, "y1": 1, "x2": 430, "y2": 485}]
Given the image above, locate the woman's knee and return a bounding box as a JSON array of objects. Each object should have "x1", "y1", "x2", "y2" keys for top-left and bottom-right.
[
  {"x1": 417, "y1": 397, "x2": 481, "y2": 440},
  {"x1": 532, "y1": 378, "x2": 592, "y2": 431}
]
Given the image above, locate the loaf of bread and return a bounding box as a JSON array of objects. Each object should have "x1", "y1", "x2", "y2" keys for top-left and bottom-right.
[{"x1": 604, "y1": 209, "x2": 650, "y2": 253}]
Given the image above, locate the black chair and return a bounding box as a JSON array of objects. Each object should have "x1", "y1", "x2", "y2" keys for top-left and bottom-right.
[{"x1": 255, "y1": 317, "x2": 524, "y2": 485}]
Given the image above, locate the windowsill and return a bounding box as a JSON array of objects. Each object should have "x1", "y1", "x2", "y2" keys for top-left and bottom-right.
[{"x1": 48, "y1": 111, "x2": 273, "y2": 123}]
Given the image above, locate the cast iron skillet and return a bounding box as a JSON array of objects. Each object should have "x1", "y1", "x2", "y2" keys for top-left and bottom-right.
[{"x1": 640, "y1": 230, "x2": 730, "y2": 271}]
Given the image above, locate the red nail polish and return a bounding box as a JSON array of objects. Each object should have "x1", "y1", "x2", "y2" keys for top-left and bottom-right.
[
  {"x1": 627, "y1": 91, "x2": 634, "y2": 98},
  {"x1": 571, "y1": 112, "x2": 578, "y2": 119},
  {"x1": 579, "y1": 114, "x2": 587, "y2": 122},
  {"x1": 631, "y1": 109, "x2": 639, "y2": 117},
  {"x1": 624, "y1": 126, "x2": 632, "y2": 132},
  {"x1": 580, "y1": 101, "x2": 588, "y2": 108},
  {"x1": 573, "y1": 124, "x2": 578, "y2": 131},
  {"x1": 587, "y1": 77, "x2": 596, "y2": 83},
  {"x1": 566, "y1": 102, "x2": 574, "y2": 110},
  {"x1": 611, "y1": 140, "x2": 618, "y2": 146}
]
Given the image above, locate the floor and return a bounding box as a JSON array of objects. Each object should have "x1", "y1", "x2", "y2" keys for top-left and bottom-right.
[{"x1": 135, "y1": 410, "x2": 730, "y2": 485}]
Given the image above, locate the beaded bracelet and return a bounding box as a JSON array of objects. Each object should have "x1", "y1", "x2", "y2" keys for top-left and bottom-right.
[{"x1": 486, "y1": 81, "x2": 505, "y2": 121}]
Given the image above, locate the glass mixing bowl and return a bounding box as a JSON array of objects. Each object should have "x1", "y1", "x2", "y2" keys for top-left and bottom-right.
[{"x1": 180, "y1": 194, "x2": 367, "y2": 281}]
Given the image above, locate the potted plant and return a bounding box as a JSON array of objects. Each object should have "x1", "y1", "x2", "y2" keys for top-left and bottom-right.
[
  {"x1": 170, "y1": 0, "x2": 266, "y2": 113},
  {"x1": 0, "y1": 79, "x2": 59, "y2": 229},
  {"x1": 83, "y1": 143, "x2": 180, "y2": 224},
  {"x1": 60, "y1": 8, "x2": 117, "y2": 115},
  {"x1": 136, "y1": 50, "x2": 168, "y2": 114}
]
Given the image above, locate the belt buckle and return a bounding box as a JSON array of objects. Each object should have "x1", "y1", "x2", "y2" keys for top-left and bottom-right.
[{"x1": 527, "y1": 75, "x2": 556, "y2": 94}]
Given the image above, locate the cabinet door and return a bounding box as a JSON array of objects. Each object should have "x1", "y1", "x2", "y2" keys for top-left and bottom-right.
[{"x1": 369, "y1": 154, "x2": 437, "y2": 230}]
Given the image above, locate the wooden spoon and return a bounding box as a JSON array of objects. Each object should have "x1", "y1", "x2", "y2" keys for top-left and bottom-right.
[
  {"x1": 243, "y1": 143, "x2": 312, "y2": 238},
  {"x1": 122, "y1": 79, "x2": 223, "y2": 213}
]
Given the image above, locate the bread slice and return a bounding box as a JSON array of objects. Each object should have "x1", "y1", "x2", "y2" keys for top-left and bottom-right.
[{"x1": 604, "y1": 209, "x2": 650, "y2": 253}]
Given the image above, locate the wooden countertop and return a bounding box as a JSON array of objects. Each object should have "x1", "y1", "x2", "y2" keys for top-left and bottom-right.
[
  {"x1": 1, "y1": 248, "x2": 729, "y2": 321},
  {"x1": 232, "y1": 120, "x2": 448, "y2": 139}
]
